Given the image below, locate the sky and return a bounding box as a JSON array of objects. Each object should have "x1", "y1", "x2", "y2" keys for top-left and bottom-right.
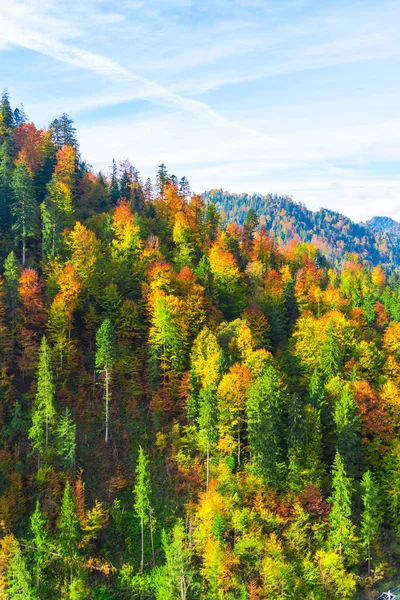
[{"x1": 0, "y1": 0, "x2": 400, "y2": 222}]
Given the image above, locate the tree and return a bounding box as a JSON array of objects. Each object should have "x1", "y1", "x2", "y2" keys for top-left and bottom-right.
[
  {"x1": 0, "y1": 90, "x2": 15, "y2": 132},
  {"x1": 11, "y1": 161, "x2": 38, "y2": 265},
  {"x1": 246, "y1": 365, "x2": 284, "y2": 483},
  {"x1": 56, "y1": 407, "x2": 76, "y2": 472},
  {"x1": 154, "y1": 520, "x2": 193, "y2": 600},
  {"x1": 0, "y1": 138, "x2": 14, "y2": 230},
  {"x1": 328, "y1": 451, "x2": 357, "y2": 564},
  {"x1": 29, "y1": 336, "x2": 56, "y2": 463},
  {"x1": 134, "y1": 446, "x2": 154, "y2": 572},
  {"x1": 5, "y1": 537, "x2": 36, "y2": 599},
  {"x1": 41, "y1": 174, "x2": 74, "y2": 258},
  {"x1": 198, "y1": 385, "x2": 218, "y2": 490},
  {"x1": 49, "y1": 113, "x2": 78, "y2": 148},
  {"x1": 30, "y1": 500, "x2": 50, "y2": 591},
  {"x1": 156, "y1": 163, "x2": 169, "y2": 196},
  {"x1": 4, "y1": 250, "x2": 20, "y2": 314},
  {"x1": 332, "y1": 382, "x2": 360, "y2": 477},
  {"x1": 58, "y1": 481, "x2": 80, "y2": 586},
  {"x1": 109, "y1": 158, "x2": 120, "y2": 205},
  {"x1": 360, "y1": 470, "x2": 381, "y2": 577},
  {"x1": 95, "y1": 319, "x2": 116, "y2": 443}
]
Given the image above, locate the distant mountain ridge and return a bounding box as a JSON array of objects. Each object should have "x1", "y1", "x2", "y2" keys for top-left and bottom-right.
[{"x1": 203, "y1": 189, "x2": 400, "y2": 269}]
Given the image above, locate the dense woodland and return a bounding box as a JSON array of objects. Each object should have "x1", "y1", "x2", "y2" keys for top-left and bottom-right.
[
  {"x1": 0, "y1": 91, "x2": 400, "y2": 599},
  {"x1": 203, "y1": 190, "x2": 400, "y2": 270}
]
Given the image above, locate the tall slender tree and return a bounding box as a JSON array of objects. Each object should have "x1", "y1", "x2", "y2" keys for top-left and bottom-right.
[
  {"x1": 29, "y1": 336, "x2": 56, "y2": 464},
  {"x1": 360, "y1": 470, "x2": 381, "y2": 577},
  {"x1": 95, "y1": 319, "x2": 116, "y2": 443},
  {"x1": 11, "y1": 161, "x2": 38, "y2": 265},
  {"x1": 134, "y1": 446, "x2": 154, "y2": 572}
]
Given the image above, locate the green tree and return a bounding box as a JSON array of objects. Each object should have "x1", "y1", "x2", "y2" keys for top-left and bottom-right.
[
  {"x1": 58, "y1": 481, "x2": 80, "y2": 586},
  {"x1": 11, "y1": 161, "x2": 38, "y2": 265},
  {"x1": 154, "y1": 520, "x2": 193, "y2": 600},
  {"x1": 321, "y1": 321, "x2": 341, "y2": 380},
  {"x1": 95, "y1": 319, "x2": 116, "y2": 443},
  {"x1": 41, "y1": 174, "x2": 73, "y2": 258},
  {"x1": 4, "y1": 250, "x2": 20, "y2": 314},
  {"x1": 30, "y1": 500, "x2": 50, "y2": 591},
  {"x1": 246, "y1": 365, "x2": 284, "y2": 484},
  {"x1": 0, "y1": 139, "x2": 14, "y2": 231},
  {"x1": 5, "y1": 537, "x2": 36, "y2": 600},
  {"x1": 360, "y1": 470, "x2": 381, "y2": 577},
  {"x1": 56, "y1": 407, "x2": 76, "y2": 472},
  {"x1": 49, "y1": 113, "x2": 78, "y2": 148},
  {"x1": 333, "y1": 383, "x2": 360, "y2": 477},
  {"x1": 29, "y1": 336, "x2": 56, "y2": 464},
  {"x1": 328, "y1": 451, "x2": 357, "y2": 564},
  {"x1": 198, "y1": 385, "x2": 218, "y2": 490},
  {"x1": 134, "y1": 446, "x2": 154, "y2": 572}
]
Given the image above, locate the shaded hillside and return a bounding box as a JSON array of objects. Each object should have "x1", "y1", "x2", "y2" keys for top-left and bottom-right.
[{"x1": 203, "y1": 190, "x2": 400, "y2": 268}]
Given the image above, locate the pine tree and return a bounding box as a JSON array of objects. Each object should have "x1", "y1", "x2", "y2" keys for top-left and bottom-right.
[
  {"x1": 58, "y1": 481, "x2": 80, "y2": 586},
  {"x1": 41, "y1": 173, "x2": 74, "y2": 258},
  {"x1": 246, "y1": 365, "x2": 284, "y2": 484},
  {"x1": 30, "y1": 500, "x2": 50, "y2": 591},
  {"x1": 109, "y1": 158, "x2": 120, "y2": 205},
  {"x1": 333, "y1": 383, "x2": 360, "y2": 477},
  {"x1": 11, "y1": 161, "x2": 38, "y2": 265},
  {"x1": 134, "y1": 446, "x2": 154, "y2": 572},
  {"x1": 328, "y1": 451, "x2": 357, "y2": 563},
  {"x1": 178, "y1": 176, "x2": 190, "y2": 199},
  {"x1": 156, "y1": 163, "x2": 169, "y2": 196},
  {"x1": 0, "y1": 138, "x2": 14, "y2": 231},
  {"x1": 321, "y1": 321, "x2": 341, "y2": 380},
  {"x1": 56, "y1": 407, "x2": 76, "y2": 472},
  {"x1": 4, "y1": 250, "x2": 20, "y2": 314},
  {"x1": 360, "y1": 470, "x2": 381, "y2": 577},
  {"x1": 49, "y1": 113, "x2": 78, "y2": 148},
  {"x1": 198, "y1": 385, "x2": 218, "y2": 490},
  {"x1": 0, "y1": 90, "x2": 15, "y2": 131},
  {"x1": 95, "y1": 319, "x2": 116, "y2": 443},
  {"x1": 5, "y1": 537, "x2": 36, "y2": 599},
  {"x1": 29, "y1": 336, "x2": 56, "y2": 463}
]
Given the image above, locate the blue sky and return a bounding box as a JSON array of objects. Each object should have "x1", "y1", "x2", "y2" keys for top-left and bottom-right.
[{"x1": 1, "y1": 0, "x2": 400, "y2": 222}]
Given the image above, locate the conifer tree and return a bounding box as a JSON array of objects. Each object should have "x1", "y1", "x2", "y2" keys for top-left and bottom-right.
[
  {"x1": 11, "y1": 161, "x2": 38, "y2": 265},
  {"x1": 0, "y1": 139, "x2": 14, "y2": 230},
  {"x1": 58, "y1": 481, "x2": 80, "y2": 586},
  {"x1": 333, "y1": 383, "x2": 360, "y2": 477},
  {"x1": 41, "y1": 174, "x2": 74, "y2": 258},
  {"x1": 29, "y1": 336, "x2": 56, "y2": 463},
  {"x1": 134, "y1": 446, "x2": 154, "y2": 572},
  {"x1": 95, "y1": 319, "x2": 116, "y2": 443},
  {"x1": 56, "y1": 407, "x2": 76, "y2": 472},
  {"x1": 4, "y1": 250, "x2": 20, "y2": 314},
  {"x1": 198, "y1": 385, "x2": 218, "y2": 490},
  {"x1": 5, "y1": 537, "x2": 36, "y2": 599},
  {"x1": 30, "y1": 500, "x2": 50, "y2": 591},
  {"x1": 49, "y1": 113, "x2": 78, "y2": 148},
  {"x1": 360, "y1": 470, "x2": 381, "y2": 577},
  {"x1": 328, "y1": 451, "x2": 357, "y2": 563}
]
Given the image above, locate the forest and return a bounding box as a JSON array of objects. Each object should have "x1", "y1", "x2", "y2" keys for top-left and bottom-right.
[
  {"x1": 0, "y1": 90, "x2": 400, "y2": 599},
  {"x1": 203, "y1": 190, "x2": 400, "y2": 270}
]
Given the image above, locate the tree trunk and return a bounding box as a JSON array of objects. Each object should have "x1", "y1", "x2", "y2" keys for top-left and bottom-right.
[
  {"x1": 140, "y1": 516, "x2": 144, "y2": 572},
  {"x1": 105, "y1": 369, "x2": 109, "y2": 443}
]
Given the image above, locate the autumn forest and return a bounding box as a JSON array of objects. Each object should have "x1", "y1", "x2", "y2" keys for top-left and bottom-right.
[{"x1": 0, "y1": 91, "x2": 400, "y2": 599}]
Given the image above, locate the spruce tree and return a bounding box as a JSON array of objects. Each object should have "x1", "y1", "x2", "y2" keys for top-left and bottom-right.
[
  {"x1": 134, "y1": 446, "x2": 154, "y2": 572},
  {"x1": 3, "y1": 250, "x2": 20, "y2": 314},
  {"x1": 328, "y1": 451, "x2": 357, "y2": 563},
  {"x1": 29, "y1": 336, "x2": 56, "y2": 463},
  {"x1": 197, "y1": 385, "x2": 218, "y2": 490},
  {"x1": 360, "y1": 470, "x2": 381, "y2": 577},
  {"x1": 56, "y1": 407, "x2": 76, "y2": 472},
  {"x1": 30, "y1": 500, "x2": 50, "y2": 591},
  {"x1": 95, "y1": 319, "x2": 116, "y2": 443},
  {"x1": 5, "y1": 537, "x2": 36, "y2": 599},
  {"x1": 11, "y1": 161, "x2": 38, "y2": 265},
  {"x1": 58, "y1": 481, "x2": 80, "y2": 586}
]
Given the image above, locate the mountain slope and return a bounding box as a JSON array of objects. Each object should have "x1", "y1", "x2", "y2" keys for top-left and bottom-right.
[{"x1": 203, "y1": 190, "x2": 400, "y2": 268}]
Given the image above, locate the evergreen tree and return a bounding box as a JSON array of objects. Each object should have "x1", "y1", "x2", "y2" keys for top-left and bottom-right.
[
  {"x1": 5, "y1": 537, "x2": 36, "y2": 599},
  {"x1": 0, "y1": 90, "x2": 15, "y2": 131},
  {"x1": 328, "y1": 451, "x2": 357, "y2": 563},
  {"x1": 321, "y1": 321, "x2": 341, "y2": 380},
  {"x1": 41, "y1": 174, "x2": 74, "y2": 258},
  {"x1": 154, "y1": 520, "x2": 193, "y2": 600},
  {"x1": 109, "y1": 158, "x2": 120, "y2": 205},
  {"x1": 50, "y1": 113, "x2": 78, "y2": 148},
  {"x1": 0, "y1": 138, "x2": 14, "y2": 231},
  {"x1": 156, "y1": 163, "x2": 169, "y2": 196},
  {"x1": 30, "y1": 500, "x2": 50, "y2": 591},
  {"x1": 198, "y1": 385, "x2": 218, "y2": 490},
  {"x1": 178, "y1": 176, "x2": 190, "y2": 199},
  {"x1": 134, "y1": 446, "x2": 154, "y2": 572},
  {"x1": 333, "y1": 383, "x2": 360, "y2": 477},
  {"x1": 13, "y1": 104, "x2": 27, "y2": 126},
  {"x1": 3, "y1": 250, "x2": 20, "y2": 314},
  {"x1": 11, "y1": 161, "x2": 38, "y2": 265},
  {"x1": 58, "y1": 481, "x2": 80, "y2": 586},
  {"x1": 29, "y1": 336, "x2": 56, "y2": 462},
  {"x1": 95, "y1": 319, "x2": 116, "y2": 443},
  {"x1": 360, "y1": 470, "x2": 382, "y2": 577},
  {"x1": 246, "y1": 365, "x2": 284, "y2": 484},
  {"x1": 56, "y1": 407, "x2": 76, "y2": 472}
]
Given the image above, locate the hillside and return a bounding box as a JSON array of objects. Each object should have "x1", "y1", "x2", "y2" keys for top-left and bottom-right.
[
  {"x1": 0, "y1": 92, "x2": 400, "y2": 599},
  {"x1": 203, "y1": 190, "x2": 400, "y2": 269}
]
